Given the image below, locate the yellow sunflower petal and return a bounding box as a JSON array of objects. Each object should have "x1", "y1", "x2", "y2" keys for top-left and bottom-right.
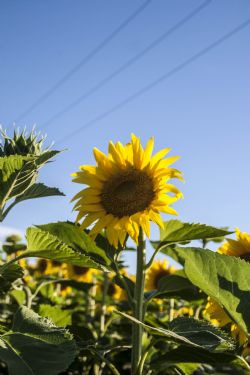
[
  {"x1": 72, "y1": 135, "x2": 183, "y2": 247},
  {"x1": 141, "y1": 137, "x2": 154, "y2": 168}
]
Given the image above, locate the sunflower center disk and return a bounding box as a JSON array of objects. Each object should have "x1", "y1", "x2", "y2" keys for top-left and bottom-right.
[{"x1": 101, "y1": 169, "x2": 155, "y2": 217}]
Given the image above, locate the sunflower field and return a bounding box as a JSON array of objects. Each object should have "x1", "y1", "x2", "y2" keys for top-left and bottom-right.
[{"x1": 0, "y1": 129, "x2": 250, "y2": 375}]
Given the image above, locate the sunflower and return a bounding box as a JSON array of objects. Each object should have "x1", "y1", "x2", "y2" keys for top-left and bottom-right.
[
  {"x1": 67, "y1": 264, "x2": 98, "y2": 283},
  {"x1": 173, "y1": 306, "x2": 194, "y2": 318},
  {"x1": 204, "y1": 298, "x2": 247, "y2": 346},
  {"x1": 72, "y1": 134, "x2": 183, "y2": 247},
  {"x1": 60, "y1": 284, "x2": 72, "y2": 297},
  {"x1": 145, "y1": 259, "x2": 175, "y2": 291},
  {"x1": 104, "y1": 279, "x2": 123, "y2": 301},
  {"x1": 33, "y1": 259, "x2": 67, "y2": 277},
  {"x1": 218, "y1": 228, "x2": 250, "y2": 261}
]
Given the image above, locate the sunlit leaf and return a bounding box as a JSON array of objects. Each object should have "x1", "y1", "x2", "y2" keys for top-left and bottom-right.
[
  {"x1": 39, "y1": 304, "x2": 72, "y2": 327},
  {"x1": 177, "y1": 247, "x2": 250, "y2": 336},
  {"x1": 152, "y1": 220, "x2": 233, "y2": 251},
  {"x1": 16, "y1": 224, "x2": 111, "y2": 271}
]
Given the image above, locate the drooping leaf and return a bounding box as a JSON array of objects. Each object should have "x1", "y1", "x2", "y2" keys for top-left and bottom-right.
[
  {"x1": 177, "y1": 247, "x2": 250, "y2": 337},
  {"x1": 19, "y1": 225, "x2": 110, "y2": 271},
  {"x1": 0, "y1": 306, "x2": 76, "y2": 375},
  {"x1": 39, "y1": 304, "x2": 72, "y2": 327},
  {"x1": 36, "y1": 222, "x2": 111, "y2": 267},
  {"x1": 117, "y1": 311, "x2": 234, "y2": 352},
  {"x1": 152, "y1": 220, "x2": 233, "y2": 251}
]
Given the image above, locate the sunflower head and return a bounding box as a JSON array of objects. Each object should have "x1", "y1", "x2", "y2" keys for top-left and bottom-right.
[
  {"x1": 72, "y1": 134, "x2": 183, "y2": 247},
  {"x1": 60, "y1": 284, "x2": 72, "y2": 297},
  {"x1": 218, "y1": 228, "x2": 250, "y2": 261},
  {"x1": 67, "y1": 264, "x2": 98, "y2": 283},
  {"x1": 204, "y1": 298, "x2": 231, "y2": 327},
  {"x1": 204, "y1": 298, "x2": 248, "y2": 346},
  {"x1": 145, "y1": 259, "x2": 175, "y2": 291}
]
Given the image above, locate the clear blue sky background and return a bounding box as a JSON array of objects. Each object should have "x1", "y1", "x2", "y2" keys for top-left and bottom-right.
[{"x1": 1, "y1": 0, "x2": 250, "y2": 269}]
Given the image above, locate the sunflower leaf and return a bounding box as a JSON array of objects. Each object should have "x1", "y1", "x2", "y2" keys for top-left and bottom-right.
[
  {"x1": 36, "y1": 221, "x2": 111, "y2": 267},
  {"x1": 0, "y1": 263, "x2": 23, "y2": 292},
  {"x1": 176, "y1": 247, "x2": 250, "y2": 336},
  {"x1": 0, "y1": 155, "x2": 28, "y2": 181},
  {"x1": 152, "y1": 220, "x2": 233, "y2": 251},
  {"x1": 0, "y1": 145, "x2": 62, "y2": 221},
  {"x1": 0, "y1": 306, "x2": 76, "y2": 375},
  {"x1": 148, "y1": 270, "x2": 203, "y2": 301},
  {"x1": 13, "y1": 224, "x2": 111, "y2": 271},
  {"x1": 13, "y1": 183, "x2": 64, "y2": 203},
  {"x1": 117, "y1": 311, "x2": 234, "y2": 352},
  {"x1": 38, "y1": 304, "x2": 72, "y2": 327}
]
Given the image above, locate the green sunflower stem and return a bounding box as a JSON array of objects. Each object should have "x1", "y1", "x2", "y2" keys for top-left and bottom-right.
[{"x1": 132, "y1": 228, "x2": 146, "y2": 375}]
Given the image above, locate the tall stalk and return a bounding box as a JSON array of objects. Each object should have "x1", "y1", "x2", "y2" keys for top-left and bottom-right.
[{"x1": 131, "y1": 228, "x2": 146, "y2": 374}]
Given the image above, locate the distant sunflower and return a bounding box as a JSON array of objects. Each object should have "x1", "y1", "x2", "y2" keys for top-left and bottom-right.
[
  {"x1": 145, "y1": 259, "x2": 175, "y2": 291},
  {"x1": 67, "y1": 264, "x2": 98, "y2": 283},
  {"x1": 174, "y1": 306, "x2": 194, "y2": 318},
  {"x1": 60, "y1": 284, "x2": 72, "y2": 297},
  {"x1": 34, "y1": 259, "x2": 67, "y2": 277},
  {"x1": 218, "y1": 228, "x2": 250, "y2": 261},
  {"x1": 72, "y1": 134, "x2": 183, "y2": 247},
  {"x1": 204, "y1": 297, "x2": 247, "y2": 346},
  {"x1": 104, "y1": 279, "x2": 123, "y2": 301}
]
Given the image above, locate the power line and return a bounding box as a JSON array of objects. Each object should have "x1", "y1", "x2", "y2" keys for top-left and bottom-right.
[
  {"x1": 14, "y1": 0, "x2": 152, "y2": 123},
  {"x1": 41, "y1": 0, "x2": 212, "y2": 130},
  {"x1": 57, "y1": 17, "x2": 250, "y2": 146}
]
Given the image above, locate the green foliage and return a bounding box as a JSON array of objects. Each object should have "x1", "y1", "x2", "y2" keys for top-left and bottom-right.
[
  {"x1": 0, "y1": 130, "x2": 63, "y2": 221},
  {"x1": 152, "y1": 220, "x2": 233, "y2": 251},
  {"x1": 175, "y1": 247, "x2": 250, "y2": 337},
  {"x1": 37, "y1": 221, "x2": 110, "y2": 266},
  {"x1": 39, "y1": 304, "x2": 72, "y2": 327},
  {"x1": 148, "y1": 270, "x2": 203, "y2": 301},
  {"x1": 12, "y1": 183, "x2": 64, "y2": 205},
  {"x1": 18, "y1": 223, "x2": 111, "y2": 271},
  {"x1": 0, "y1": 264, "x2": 23, "y2": 293},
  {"x1": 118, "y1": 311, "x2": 234, "y2": 352},
  {"x1": 0, "y1": 306, "x2": 76, "y2": 375},
  {"x1": 1, "y1": 129, "x2": 249, "y2": 374},
  {"x1": 10, "y1": 289, "x2": 26, "y2": 306},
  {"x1": 0, "y1": 155, "x2": 28, "y2": 181}
]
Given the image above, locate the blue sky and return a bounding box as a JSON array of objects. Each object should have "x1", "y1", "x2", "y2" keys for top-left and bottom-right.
[{"x1": 1, "y1": 0, "x2": 250, "y2": 268}]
